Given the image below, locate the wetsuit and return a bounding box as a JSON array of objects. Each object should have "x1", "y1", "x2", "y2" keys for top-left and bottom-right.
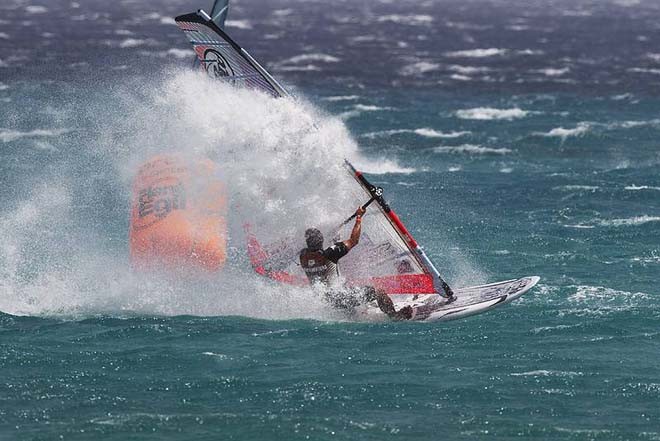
[
  {"x1": 300, "y1": 243, "x2": 376, "y2": 309},
  {"x1": 299, "y1": 242, "x2": 349, "y2": 285}
]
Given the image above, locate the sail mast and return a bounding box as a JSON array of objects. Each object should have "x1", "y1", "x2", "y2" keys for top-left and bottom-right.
[{"x1": 344, "y1": 160, "x2": 454, "y2": 298}]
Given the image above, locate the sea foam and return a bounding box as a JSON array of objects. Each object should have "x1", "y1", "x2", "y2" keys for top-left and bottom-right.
[
  {"x1": 455, "y1": 107, "x2": 529, "y2": 120},
  {"x1": 0, "y1": 70, "x2": 413, "y2": 320}
]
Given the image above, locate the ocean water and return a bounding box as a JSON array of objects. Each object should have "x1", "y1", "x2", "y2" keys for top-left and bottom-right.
[{"x1": 1, "y1": 0, "x2": 660, "y2": 439}]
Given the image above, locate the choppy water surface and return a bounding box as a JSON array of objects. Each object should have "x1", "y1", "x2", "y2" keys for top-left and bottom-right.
[{"x1": 1, "y1": 0, "x2": 659, "y2": 439}]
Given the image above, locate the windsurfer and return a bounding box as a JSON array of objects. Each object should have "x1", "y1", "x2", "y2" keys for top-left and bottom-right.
[{"x1": 299, "y1": 207, "x2": 413, "y2": 320}]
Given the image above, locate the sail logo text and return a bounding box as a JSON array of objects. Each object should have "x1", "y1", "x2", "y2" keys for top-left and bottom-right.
[{"x1": 138, "y1": 183, "x2": 187, "y2": 219}]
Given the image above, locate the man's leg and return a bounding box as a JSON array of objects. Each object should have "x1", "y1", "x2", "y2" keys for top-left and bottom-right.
[{"x1": 372, "y1": 288, "x2": 412, "y2": 321}]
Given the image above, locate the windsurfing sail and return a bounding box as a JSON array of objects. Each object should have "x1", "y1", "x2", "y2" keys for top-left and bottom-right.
[
  {"x1": 175, "y1": 9, "x2": 288, "y2": 97},
  {"x1": 210, "y1": 0, "x2": 229, "y2": 28},
  {"x1": 246, "y1": 162, "x2": 453, "y2": 296},
  {"x1": 173, "y1": 7, "x2": 452, "y2": 297},
  {"x1": 192, "y1": 0, "x2": 230, "y2": 69}
]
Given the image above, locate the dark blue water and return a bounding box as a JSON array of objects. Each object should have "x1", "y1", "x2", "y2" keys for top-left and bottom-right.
[{"x1": 1, "y1": 0, "x2": 660, "y2": 439}]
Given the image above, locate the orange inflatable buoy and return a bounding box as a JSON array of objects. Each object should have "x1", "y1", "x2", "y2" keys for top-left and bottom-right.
[{"x1": 129, "y1": 155, "x2": 227, "y2": 272}]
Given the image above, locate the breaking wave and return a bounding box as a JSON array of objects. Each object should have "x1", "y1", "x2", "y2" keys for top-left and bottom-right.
[
  {"x1": 455, "y1": 107, "x2": 529, "y2": 120},
  {"x1": 376, "y1": 14, "x2": 433, "y2": 25},
  {"x1": 433, "y1": 144, "x2": 512, "y2": 155},
  {"x1": 625, "y1": 185, "x2": 660, "y2": 191},
  {"x1": 599, "y1": 216, "x2": 660, "y2": 227},
  {"x1": 444, "y1": 48, "x2": 507, "y2": 58},
  {"x1": 399, "y1": 61, "x2": 441, "y2": 76},
  {"x1": 362, "y1": 128, "x2": 470, "y2": 139},
  {"x1": 535, "y1": 122, "x2": 591, "y2": 140},
  {"x1": 0, "y1": 128, "x2": 71, "y2": 143}
]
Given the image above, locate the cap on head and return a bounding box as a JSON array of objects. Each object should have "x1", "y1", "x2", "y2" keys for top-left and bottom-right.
[{"x1": 305, "y1": 228, "x2": 324, "y2": 251}]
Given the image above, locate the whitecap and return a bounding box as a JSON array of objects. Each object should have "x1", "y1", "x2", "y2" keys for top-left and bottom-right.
[
  {"x1": 399, "y1": 61, "x2": 440, "y2": 76},
  {"x1": 362, "y1": 128, "x2": 469, "y2": 139},
  {"x1": 349, "y1": 35, "x2": 379, "y2": 44},
  {"x1": 615, "y1": 119, "x2": 660, "y2": 129},
  {"x1": 450, "y1": 74, "x2": 472, "y2": 81},
  {"x1": 0, "y1": 32, "x2": 9, "y2": 40},
  {"x1": 554, "y1": 185, "x2": 599, "y2": 191},
  {"x1": 536, "y1": 122, "x2": 591, "y2": 139},
  {"x1": 511, "y1": 370, "x2": 582, "y2": 378},
  {"x1": 354, "y1": 104, "x2": 392, "y2": 112},
  {"x1": 628, "y1": 67, "x2": 660, "y2": 75},
  {"x1": 645, "y1": 53, "x2": 660, "y2": 62},
  {"x1": 322, "y1": 95, "x2": 360, "y2": 102},
  {"x1": 377, "y1": 14, "x2": 433, "y2": 25},
  {"x1": 600, "y1": 215, "x2": 660, "y2": 227},
  {"x1": 273, "y1": 9, "x2": 293, "y2": 17},
  {"x1": 0, "y1": 128, "x2": 71, "y2": 143},
  {"x1": 414, "y1": 128, "x2": 470, "y2": 138},
  {"x1": 624, "y1": 185, "x2": 660, "y2": 191},
  {"x1": 340, "y1": 104, "x2": 393, "y2": 120},
  {"x1": 531, "y1": 324, "x2": 581, "y2": 334},
  {"x1": 611, "y1": 93, "x2": 634, "y2": 101},
  {"x1": 507, "y1": 25, "x2": 529, "y2": 31},
  {"x1": 517, "y1": 49, "x2": 545, "y2": 56},
  {"x1": 119, "y1": 39, "x2": 148, "y2": 48},
  {"x1": 455, "y1": 107, "x2": 529, "y2": 120},
  {"x1": 433, "y1": 144, "x2": 512, "y2": 155},
  {"x1": 280, "y1": 53, "x2": 340, "y2": 64},
  {"x1": 568, "y1": 285, "x2": 650, "y2": 304},
  {"x1": 26, "y1": 5, "x2": 48, "y2": 14},
  {"x1": 202, "y1": 352, "x2": 229, "y2": 359},
  {"x1": 225, "y1": 19, "x2": 252, "y2": 29},
  {"x1": 535, "y1": 67, "x2": 570, "y2": 77},
  {"x1": 448, "y1": 65, "x2": 492, "y2": 74},
  {"x1": 361, "y1": 129, "x2": 410, "y2": 139},
  {"x1": 444, "y1": 48, "x2": 507, "y2": 58}
]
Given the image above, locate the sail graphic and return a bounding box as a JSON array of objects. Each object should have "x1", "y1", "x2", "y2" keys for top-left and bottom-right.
[
  {"x1": 192, "y1": 0, "x2": 230, "y2": 70},
  {"x1": 175, "y1": 10, "x2": 288, "y2": 98}
]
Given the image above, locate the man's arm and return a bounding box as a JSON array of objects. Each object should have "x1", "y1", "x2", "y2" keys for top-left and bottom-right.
[{"x1": 343, "y1": 206, "x2": 366, "y2": 251}]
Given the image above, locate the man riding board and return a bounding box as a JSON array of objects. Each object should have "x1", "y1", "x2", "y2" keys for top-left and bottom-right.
[{"x1": 299, "y1": 207, "x2": 413, "y2": 320}]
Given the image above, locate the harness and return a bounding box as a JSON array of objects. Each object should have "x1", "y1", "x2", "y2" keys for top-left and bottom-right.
[{"x1": 299, "y1": 248, "x2": 339, "y2": 285}]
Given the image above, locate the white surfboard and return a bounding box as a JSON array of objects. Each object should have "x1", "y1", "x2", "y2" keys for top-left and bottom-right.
[{"x1": 358, "y1": 276, "x2": 540, "y2": 322}]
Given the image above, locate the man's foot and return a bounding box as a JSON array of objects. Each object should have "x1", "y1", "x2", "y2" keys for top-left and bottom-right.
[
  {"x1": 446, "y1": 295, "x2": 457, "y2": 304},
  {"x1": 393, "y1": 305, "x2": 413, "y2": 321}
]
